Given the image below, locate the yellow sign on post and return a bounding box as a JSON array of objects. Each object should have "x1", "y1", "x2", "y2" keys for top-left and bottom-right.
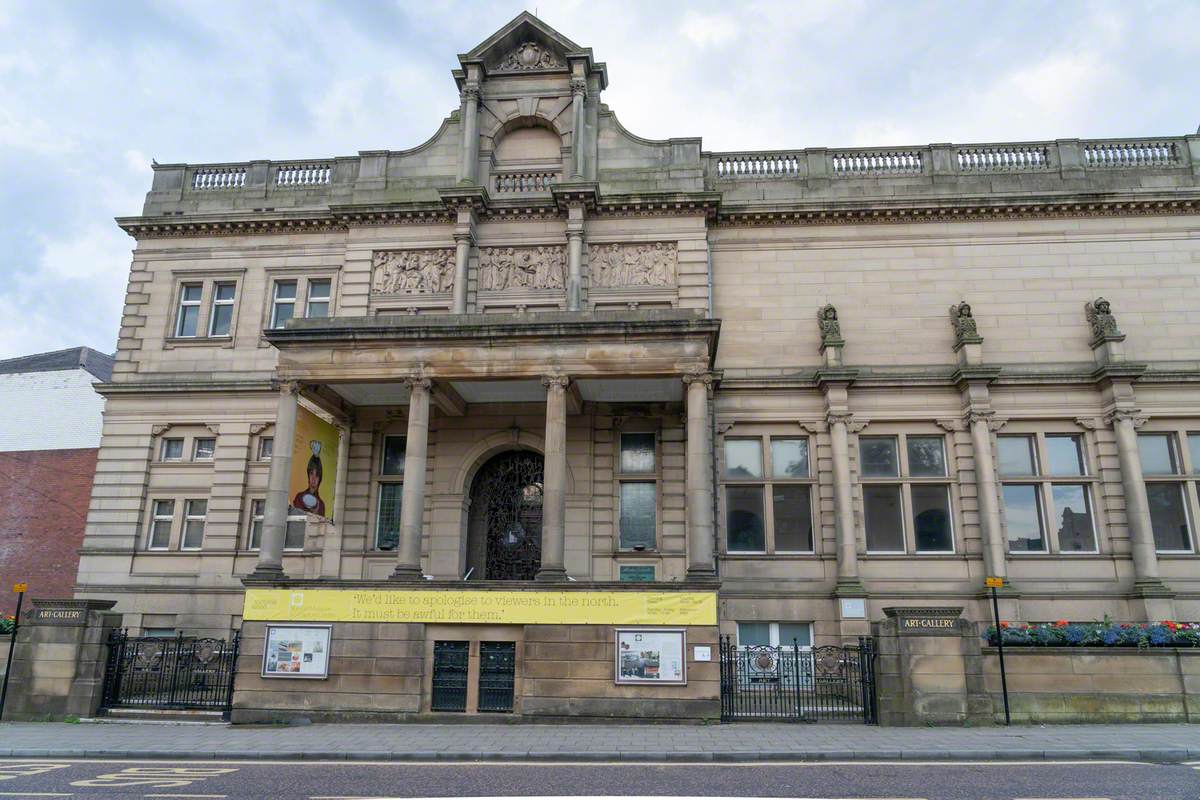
[
  {"x1": 243, "y1": 588, "x2": 718, "y2": 627},
  {"x1": 984, "y1": 577, "x2": 1004, "y2": 588},
  {"x1": 11, "y1": 584, "x2": 26, "y2": 593}
]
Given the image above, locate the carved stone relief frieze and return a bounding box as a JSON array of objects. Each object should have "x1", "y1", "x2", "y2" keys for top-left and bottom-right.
[
  {"x1": 371, "y1": 249, "x2": 455, "y2": 295},
  {"x1": 479, "y1": 246, "x2": 567, "y2": 291},
  {"x1": 589, "y1": 242, "x2": 676, "y2": 288}
]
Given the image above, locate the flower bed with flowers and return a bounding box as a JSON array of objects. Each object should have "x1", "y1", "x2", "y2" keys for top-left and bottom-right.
[
  {"x1": 0, "y1": 615, "x2": 14, "y2": 635},
  {"x1": 984, "y1": 619, "x2": 1200, "y2": 648}
]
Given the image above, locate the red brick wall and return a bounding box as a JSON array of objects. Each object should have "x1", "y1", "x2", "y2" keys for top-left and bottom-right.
[{"x1": 0, "y1": 449, "x2": 97, "y2": 615}]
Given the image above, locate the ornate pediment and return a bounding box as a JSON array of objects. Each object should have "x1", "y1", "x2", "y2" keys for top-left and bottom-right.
[{"x1": 496, "y1": 41, "x2": 563, "y2": 72}]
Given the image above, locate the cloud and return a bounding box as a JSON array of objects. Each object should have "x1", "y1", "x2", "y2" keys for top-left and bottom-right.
[{"x1": 680, "y1": 13, "x2": 739, "y2": 47}]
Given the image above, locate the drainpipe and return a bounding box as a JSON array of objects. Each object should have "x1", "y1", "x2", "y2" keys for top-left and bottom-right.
[{"x1": 706, "y1": 232, "x2": 719, "y2": 576}]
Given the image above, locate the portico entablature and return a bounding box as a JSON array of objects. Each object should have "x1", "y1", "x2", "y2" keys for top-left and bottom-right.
[{"x1": 264, "y1": 309, "x2": 720, "y2": 385}]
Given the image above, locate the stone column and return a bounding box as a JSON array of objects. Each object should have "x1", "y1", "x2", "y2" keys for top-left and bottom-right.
[
  {"x1": 1109, "y1": 409, "x2": 1161, "y2": 585},
  {"x1": 827, "y1": 412, "x2": 860, "y2": 585},
  {"x1": 537, "y1": 376, "x2": 570, "y2": 581},
  {"x1": 457, "y1": 86, "x2": 480, "y2": 184},
  {"x1": 321, "y1": 425, "x2": 350, "y2": 578},
  {"x1": 570, "y1": 78, "x2": 587, "y2": 179},
  {"x1": 566, "y1": 227, "x2": 584, "y2": 312},
  {"x1": 684, "y1": 371, "x2": 717, "y2": 580},
  {"x1": 250, "y1": 381, "x2": 299, "y2": 579},
  {"x1": 391, "y1": 378, "x2": 431, "y2": 581},
  {"x1": 452, "y1": 233, "x2": 471, "y2": 314},
  {"x1": 969, "y1": 412, "x2": 1008, "y2": 580}
]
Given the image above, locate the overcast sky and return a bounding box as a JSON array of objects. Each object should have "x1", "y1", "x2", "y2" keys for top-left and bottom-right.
[{"x1": 2, "y1": 0, "x2": 1197, "y2": 360}]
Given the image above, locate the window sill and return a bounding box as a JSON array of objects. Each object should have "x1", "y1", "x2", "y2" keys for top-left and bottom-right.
[
  {"x1": 614, "y1": 549, "x2": 659, "y2": 557},
  {"x1": 165, "y1": 336, "x2": 235, "y2": 350}
]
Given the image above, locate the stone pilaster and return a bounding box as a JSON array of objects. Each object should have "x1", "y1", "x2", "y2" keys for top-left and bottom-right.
[
  {"x1": 250, "y1": 382, "x2": 299, "y2": 579},
  {"x1": 391, "y1": 378, "x2": 431, "y2": 580},
  {"x1": 570, "y1": 77, "x2": 587, "y2": 179},
  {"x1": 320, "y1": 425, "x2": 350, "y2": 578},
  {"x1": 457, "y1": 85, "x2": 481, "y2": 185},
  {"x1": 566, "y1": 205, "x2": 585, "y2": 311},
  {"x1": 537, "y1": 375, "x2": 570, "y2": 581},
  {"x1": 683, "y1": 370, "x2": 717, "y2": 581}
]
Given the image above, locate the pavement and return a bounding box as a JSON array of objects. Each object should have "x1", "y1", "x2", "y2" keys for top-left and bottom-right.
[{"x1": 0, "y1": 720, "x2": 1199, "y2": 763}]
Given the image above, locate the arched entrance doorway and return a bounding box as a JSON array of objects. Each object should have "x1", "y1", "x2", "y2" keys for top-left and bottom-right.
[{"x1": 465, "y1": 450, "x2": 544, "y2": 580}]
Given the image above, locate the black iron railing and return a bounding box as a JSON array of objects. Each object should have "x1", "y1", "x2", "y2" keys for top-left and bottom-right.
[
  {"x1": 478, "y1": 641, "x2": 516, "y2": 712},
  {"x1": 100, "y1": 630, "x2": 240, "y2": 719},
  {"x1": 431, "y1": 640, "x2": 470, "y2": 712},
  {"x1": 719, "y1": 635, "x2": 877, "y2": 723}
]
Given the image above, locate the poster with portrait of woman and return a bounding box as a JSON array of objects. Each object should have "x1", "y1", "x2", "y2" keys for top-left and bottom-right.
[{"x1": 288, "y1": 405, "x2": 339, "y2": 522}]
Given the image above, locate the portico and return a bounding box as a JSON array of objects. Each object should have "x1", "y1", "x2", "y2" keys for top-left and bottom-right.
[{"x1": 248, "y1": 310, "x2": 721, "y2": 586}]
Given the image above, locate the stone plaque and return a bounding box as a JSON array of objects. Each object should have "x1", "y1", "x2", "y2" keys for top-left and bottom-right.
[
  {"x1": 884, "y1": 606, "x2": 964, "y2": 636},
  {"x1": 32, "y1": 608, "x2": 88, "y2": 626}
]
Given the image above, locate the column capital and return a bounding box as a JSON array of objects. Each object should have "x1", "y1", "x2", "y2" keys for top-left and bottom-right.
[
  {"x1": 1105, "y1": 408, "x2": 1149, "y2": 428},
  {"x1": 570, "y1": 77, "x2": 588, "y2": 98},
  {"x1": 453, "y1": 230, "x2": 474, "y2": 245},
  {"x1": 966, "y1": 410, "x2": 1008, "y2": 431},
  {"x1": 682, "y1": 369, "x2": 714, "y2": 386},
  {"x1": 826, "y1": 412, "x2": 868, "y2": 433},
  {"x1": 404, "y1": 376, "x2": 432, "y2": 392},
  {"x1": 460, "y1": 85, "x2": 481, "y2": 104},
  {"x1": 542, "y1": 374, "x2": 570, "y2": 391},
  {"x1": 274, "y1": 379, "x2": 302, "y2": 395}
]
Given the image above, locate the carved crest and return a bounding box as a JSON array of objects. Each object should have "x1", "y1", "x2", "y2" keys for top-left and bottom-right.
[
  {"x1": 478, "y1": 246, "x2": 567, "y2": 291},
  {"x1": 496, "y1": 42, "x2": 562, "y2": 71},
  {"x1": 371, "y1": 250, "x2": 455, "y2": 295},
  {"x1": 1085, "y1": 297, "x2": 1122, "y2": 342},
  {"x1": 817, "y1": 304, "x2": 843, "y2": 345},
  {"x1": 589, "y1": 242, "x2": 676, "y2": 288}
]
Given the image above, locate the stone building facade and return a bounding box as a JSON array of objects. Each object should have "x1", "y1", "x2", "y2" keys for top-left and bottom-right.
[{"x1": 75, "y1": 14, "x2": 1200, "y2": 718}]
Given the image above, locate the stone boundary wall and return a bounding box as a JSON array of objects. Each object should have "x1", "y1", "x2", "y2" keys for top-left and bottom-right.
[
  {"x1": 522, "y1": 624, "x2": 719, "y2": 721},
  {"x1": 982, "y1": 647, "x2": 1200, "y2": 723},
  {"x1": 231, "y1": 621, "x2": 424, "y2": 724},
  {"x1": 0, "y1": 639, "x2": 9, "y2": 680}
]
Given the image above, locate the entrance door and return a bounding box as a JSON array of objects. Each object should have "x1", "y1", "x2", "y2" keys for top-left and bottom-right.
[
  {"x1": 477, "y1": 641, "x2": 516, "y2": 712},
  {"x1": 466, "y1": 450, "x2": 544, "y2": 580},
  {"x1": 431, "y1": 640, "x2": 469, "y2": 712}
]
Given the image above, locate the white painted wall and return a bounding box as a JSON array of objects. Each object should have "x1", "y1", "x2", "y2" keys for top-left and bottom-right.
[{"x1": 0, "y1": 369, "x2": 105, "y2": 452}]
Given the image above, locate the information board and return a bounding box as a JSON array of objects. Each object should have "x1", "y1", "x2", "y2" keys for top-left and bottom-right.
[
  {"x1": 615, "y1": 628, "x2": 686, "y2": 685},
  {"x1": 262, "y1": 624, "x2": 331, "y2": 679}
]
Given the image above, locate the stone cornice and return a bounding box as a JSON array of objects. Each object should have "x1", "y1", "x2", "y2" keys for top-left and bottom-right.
[
  {"x1": 95, "y1": 379, "x2": 276, "y2": 396},
  {"x1": 716, "y1": 191, "x2": 1200, "y2": 227}
]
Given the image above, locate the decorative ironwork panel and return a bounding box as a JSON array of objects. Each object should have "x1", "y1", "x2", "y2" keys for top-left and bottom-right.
[
  {"x1": 477, "y1": 641, "x2": 517, "y2": 713},
  {"x1": 431, "y1": 640, "x2": 470, "y2": 712},
  {"x1": 100, "y1": 630, "x2": 240, "y2": 719},
  {"x1": 476, "y1": 451, "x2": 544, "y2": 581},
  {"x1": 718, "y1": 636, "x2": 877, "y2": 723}
]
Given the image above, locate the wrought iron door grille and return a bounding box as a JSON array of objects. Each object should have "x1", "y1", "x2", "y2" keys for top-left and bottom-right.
[
  {"x1": 478, "y1": 451, "x2": 544, "y2": 580},
  {"x1": 100, "y1": 630, "x2": 240, "y2": 719},
  {"x1": 477, "y1": 641, "x2": 516, "y2": 712},
  {"x1": 718, "y1": 636, "x2": 877, "y2": 723},
  {"x1": 431, "y1": 640, "x2": 470, "y2": 712}
]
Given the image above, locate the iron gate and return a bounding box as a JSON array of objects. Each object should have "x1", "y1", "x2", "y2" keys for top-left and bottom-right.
[
  {"x1": 431, "y1": 640, "x2": 470, "y2": 712},
  {"x1": 100, "y1": 630, "x2": 240, "y2": 719},
  {"x1": 478, "y1": 641, "x2": 516, "y2": 712},
  {"x1": 719, "y1": 636, "x2": 877, "y2": 723}
]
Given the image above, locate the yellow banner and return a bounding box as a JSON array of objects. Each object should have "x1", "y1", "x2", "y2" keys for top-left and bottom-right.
[{"x1": 243, "y1": 588, "x2": 717, "y2": 626}]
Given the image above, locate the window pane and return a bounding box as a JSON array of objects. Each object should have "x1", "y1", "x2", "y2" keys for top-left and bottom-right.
[
  {"x1": 724, "y1": 440, "x2": 763, "y2": 478},
  {"x1": 997, "y1": 436, "x2": 1036, "y2": 476},
  {"x1": 161, "y1": 439, "x2": 183, "y2": 460},
  {"x1": 150, "y1": 500, "x2": 173, "y2": 549},
  {"x1": 1147, "y1": 482, "x2": 1193, "y2": 551},
  {"x1": 176, "y1": 305, "x2": 198, "y2": 337},
  {"x1": 306, "y1": 301, "x2": 329, "y2": 319},
  {"x1": 1052, "y1": 484, "x2": 1096, "y2": 552},
  {"x1": 771, "y1": 438, "x2": 809, "y2": 478},
  {"x1": 619, "y1": 482, "x2": 657, "y2": 550},
  {"x1": 258, "y1": 437, "x2": 273, "y2": 461},
  {"x1": 307, "y1": 279, "x2": 331, "y2": 300},
  {"x1": 737, "y1": 622, "x2": 770, "y2": 647},
  {"x1": 274, "y1": 281, "x2": 296, "y2": 300},
  {"x1": 284, "y1": 515, "x2": 306, "y2": 550},
  {"x1": 181, "y1": 285, "x2": 203, "y2": 302},
  {"x1": 907, "y1": 436, "x2": 947, "y2": 477},
  {"x1": 778, "y1": 623, "x2": 812, "y2": 648},
  {"x1": 193, "y1": 438, "x2": 215, "y2": 460},
  {"x1": 863, "y1": 484, "x2": 904, "y2": 551},
  {"x1": 1189, "y1": 434, "x2": 1200, "y2": 475},
  {"x1": 772, "y1": 484, "x2": 813, "y2": 551},
  {"x1": 182, "y1": 500, "x2": 206, "y2": 549},
  {"x1": 249, "y1": 499, "x2": 264, "y2": 549},
  {"x1": 618, "y1": 565, "x2": 655, "y2": 582},
  {"x1": 620, "y1": 433, "x2": 656, "y2": 474},
  {"x1": 376, "y1": 483, "x2": 403, "y2": 550},
  {"x1": 726, "y1": 486, "x2": 765, "y2": 551},
  {"x1": 209, "y1": 303, "x2": 233, "y2": 336},
  {"x1": 272, "y1": 302, "x2": 294, "y2": 329},
  {"x1": 1045, "y1": 435, "x2": 1085, "y2": 476},
  {"x1": 860, "y1": 437, "x2": 898, "y2": 477},
  {"x1": 214, "y1": 282, "x2": 236, "y2": 301},
  {"x1": 381, "y1": 436, "x2": 406, "y2": 475},
  {"x1": 1138, "y1": 434, "x2": 1177, "y2": 475},
  {"x1": 1003, "y1": 484, "x2": 1045, "y2": 552},
  {"x1": 912, "y1": 484, "x2": 953, "y2": 552}
]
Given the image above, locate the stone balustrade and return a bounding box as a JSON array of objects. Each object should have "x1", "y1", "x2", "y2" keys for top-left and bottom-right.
[
  {"x1": 714, "y1": 153, "x2": 802, "y2": 178},
  {"x1": 830, "y1": 149, "x2": 923, "y2": 176},
  {"x1": 1084, "y1": 140, "x2": 1180, "y2": 168},
  {"x1": 191, "y1": 166, "x2": 247, "y2": 190},
  {"x1": 492, "y1": 170, "x2": 559, "y2": 193},
  {"x1": 275, "y1": 162, "x2": 332, "y2": 187},
  {"x1": 957, "y1": 145, "x2": 1050, "y2": 171}
]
